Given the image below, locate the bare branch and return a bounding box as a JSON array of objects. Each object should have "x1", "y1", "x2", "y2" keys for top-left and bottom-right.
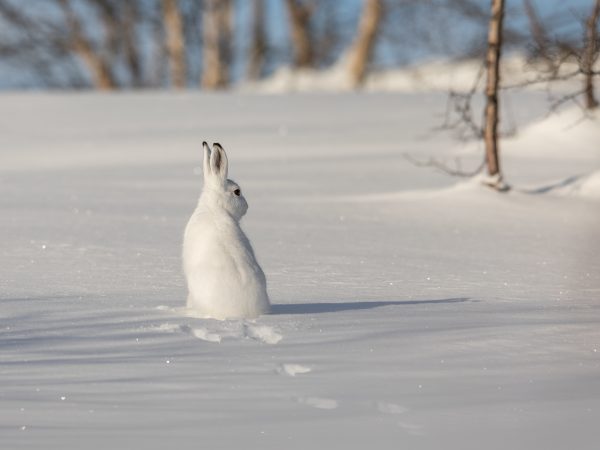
[
  {"x1": 403, "y1": 153, "x2": 485, "y2": 178},
  {"x1": 437, "y1": 62, "x2": 485, "y2": 141},
  {"x1": 58, "y1": 0, "x2": 117, "y2": 90},
  {"x1": 123, "y1": 1, "x2": 142, "y2": 87}
]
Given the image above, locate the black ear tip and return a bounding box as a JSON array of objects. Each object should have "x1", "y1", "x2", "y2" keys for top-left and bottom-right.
[
  {"x1": 202, "y1": 141, "x2": 208, "y2": 147},
  {"x1": 213, "y1": 142, "x2": 222, "y2": 149}
]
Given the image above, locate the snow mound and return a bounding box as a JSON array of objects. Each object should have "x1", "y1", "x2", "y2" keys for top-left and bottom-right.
[
  {"x1": 242, "y1": 65, "x2": 352, "y2": 93},
  {"x1": 352, "y1": 170, "x2": 600, "y2": 203},
  {"x1": 241, "y1": 54, "x2": 582, "y2": 94},
  {"x1": 504, "y1": 107, "x2": 600, "y2": 161},
  {"x1": 340, "y1": 174, "x2": 501, "y2": 203},
  {"x1": 445, "y1": 170, "x2": 600, "y2": 200},
  {"x1": 550, "y1": 171, "x2": 600, "y2": 199}
]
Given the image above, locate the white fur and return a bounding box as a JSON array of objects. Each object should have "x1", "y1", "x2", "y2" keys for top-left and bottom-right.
[{"x1": 183, "y1": 142, "x2": 270, "y2": 320}]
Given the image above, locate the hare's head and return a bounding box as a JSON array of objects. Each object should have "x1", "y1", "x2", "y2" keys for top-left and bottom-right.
[{"x1": 201, "y1": 142, "x2": 248, "y2": 220}]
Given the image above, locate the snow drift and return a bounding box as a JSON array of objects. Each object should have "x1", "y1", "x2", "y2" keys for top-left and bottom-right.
[{"x1": 1, "y1": 92, "x2": 598, "y2": 450}]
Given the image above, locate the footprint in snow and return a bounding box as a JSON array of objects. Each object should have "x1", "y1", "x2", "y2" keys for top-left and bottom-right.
[
  {"x1": 376, "y1": 401, "x2": 424, "y2": 435},
  {"x1": 243, "y1": 324, "x2": 282, "y2": 344},
  {"x1": 154, "y1": 322, "x2": 281, "y2": 345},
  {"x1": 397, "y1": 422, "x2": 424, "y2": 436},
  {"x1": 153, "y1": 323, "x2": 179, "y2": 333},
  {"x1": 298, "y1": 397, "x2": 338, "y2": 410},
  {"x1": 376, "y1": 401, "x2": 408, "y2": 415},
  {"x1": 180, "y1": 325, "x2": 222, "y2": 343},
  {"x1": 277, "y1": 364, "x2": 311, "y2": 376}
]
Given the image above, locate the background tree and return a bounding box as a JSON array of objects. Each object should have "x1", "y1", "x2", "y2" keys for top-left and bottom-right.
[
  {"x1": 483, "y1": 0, "x2": 507, "y2": 190},
  {"x1": 162, "y1": 0, "x2": 187, "y2": 88},
  {"x1": 0, "y1": 0, "x2": 156, "y2": 89},
  {"x1": 0, "y1": 0, "x2": 593, "y2": 94},
  {"x1": 247, "y1": 0, "x2": 266, "y2": 80},
  {"x1": 347, "y1": 0, "x2": 383, "y2": 87},
  {"x1": 407, "y1": 0, "x2": 515, "y2": 187},
  {"x1": 59, "y1": 0, "x2": 126, "y2": 90},
  {"x1": 58, "y1": 0, "x2": 118, "y2": 90},
  {"x1": 583, "y1": 0, "x2": 600, "y2": 109},
  {"x1": 202, "y1": 0, "x2": 232, "y2": 89},
  {"x1": 285, "y1": 0, "x2": 314, "y2": 69},
  {"x1": 122, "y1": 1, "x2": 142, "y2": 88},
  {"x1": 519, "y1": 0, "x2": 600, "y2": 111}
]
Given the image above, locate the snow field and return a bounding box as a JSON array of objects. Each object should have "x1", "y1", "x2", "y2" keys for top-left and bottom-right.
[{"x1": 0, "y1": 92, "x2": 599, "y2": 449}]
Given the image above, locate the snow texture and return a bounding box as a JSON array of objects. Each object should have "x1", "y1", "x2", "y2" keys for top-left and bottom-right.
[
  {"x1": 278, "y1": 364, "x2": 311, "y2": 377},
  {"x1": 240, "y1": 54, "x2": 592, "y2": 94},
  {"x1": 0, "y1": 92, "x2": 599, "y2": 450}
]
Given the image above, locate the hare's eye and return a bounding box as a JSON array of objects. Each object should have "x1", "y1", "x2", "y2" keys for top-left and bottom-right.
[{"x1": 233, "y1": 188, "x2": 241, "y2": 196}]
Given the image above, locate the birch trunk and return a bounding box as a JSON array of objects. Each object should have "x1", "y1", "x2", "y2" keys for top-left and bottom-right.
[
  {"x1": 59, "y1": 0, "x2": 117, "y2": 90},
  {"x1": 348, "y1": 0, "x2": 382, "y2": 87},
  {"x1": 247, "y1": 0, "x2": 266, "y2": 80},
  {"x1": 583, "y1": 0, "x2": 600, "y2": 110},
  {"x1": 483, "y1": 0, "x2": 504, "y2": 186},
  {"x1": 123, "y1": 1, "x2": 142, "y2": 87},
  {"x1": 202, "y1": 0, "x2": 232, "y2": 89},
  {"x1": 285, "y1": 0, "x2": 313, "y2": 68},
  {"x1": 162, "y1": 0, "x2": 187, "y2": 88}
]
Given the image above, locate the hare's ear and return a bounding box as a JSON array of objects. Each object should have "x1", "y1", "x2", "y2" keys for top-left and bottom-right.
[
  {"x1": 211, "y1": 142, "x2": 228, "y2": 182},
  {"x1": 202, "y1": 141, "x2": 212, "y2": 180}
]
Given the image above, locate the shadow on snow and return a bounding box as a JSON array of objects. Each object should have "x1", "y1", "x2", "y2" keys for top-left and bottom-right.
[
  {"x1": 518, "y1": 174, "x2": 583, "y2": 195},
  {"x1": 270, "y1": 297, "x2": 470, "y2": 315}
]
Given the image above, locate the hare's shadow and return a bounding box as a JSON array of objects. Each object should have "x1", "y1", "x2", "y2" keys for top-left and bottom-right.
[{"x1": 271, "y1": 298, "x2": 470, "y2": 315}]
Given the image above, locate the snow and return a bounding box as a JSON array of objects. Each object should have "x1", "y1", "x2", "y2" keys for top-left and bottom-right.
[
  {"x1": 278, "y1": 363, "x2": 312, "y2": 377},
  {"x1": 241, "y1": 54, "x2": 587, "y2": 94},
  {"x1": 554, "y1": 170, "x2": 600, "y2": 199},
  {"x1": 1, "y1": 92, "x2": 599, "y2": 450},
  {"x1": 503, "y1": 107, "x2": 600, "y2": 161}
]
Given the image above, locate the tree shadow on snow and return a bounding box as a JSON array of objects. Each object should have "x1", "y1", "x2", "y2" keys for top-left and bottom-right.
[
  {"x1": 518, "y1": 174, "x2": 583, "y2": 195},
  {"x1": 271, "y1": 298, "x2": 470, "y2": 315}
]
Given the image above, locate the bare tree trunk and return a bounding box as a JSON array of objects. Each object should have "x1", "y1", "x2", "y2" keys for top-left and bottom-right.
[
  {"x1": 202, "y1": 0, "x2": 232, "y2": 89},
  {"x1": 348, "y1": 0, "x2": 383, "y2": 87},
  {"x1": 483, "y1": 0, "x2": 505, "y2": 188},
  {"x1": 247, "y1": 0, "x2": 266, "y2": 80},
  {"x1": 123, "y1": 1, "x2": 142, "y2": 88},
  {"x1": 162, "y1": 0, "x2": 187, "y2": 88},
  {"x1": 148, "y1": 3, "x2": 168, "y2": 87},
  {"x1": 583, "y1": 0, "x2": 600, "y2": 110},
  {"x1": 285, "y1": 0, "x2": 314, "y2": 68},
  {"x1": 59, "y1": 0, "x2": 117, "y2": 90},
  {"x1": 95, "y1": 0, "x2": 119, "y2": 61},
  {"x1": 314, "y1": 1, "x2": 340, "y2": 67}
]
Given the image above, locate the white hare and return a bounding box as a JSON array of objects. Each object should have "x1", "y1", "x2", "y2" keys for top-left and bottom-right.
[{"x1": 183, "y1": 142, "x2": 270, "y2": 320}]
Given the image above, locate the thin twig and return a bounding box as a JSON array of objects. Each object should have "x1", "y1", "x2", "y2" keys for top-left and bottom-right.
[{"x1": 403, "y1": 153, "x2": 485, "y2": 178}]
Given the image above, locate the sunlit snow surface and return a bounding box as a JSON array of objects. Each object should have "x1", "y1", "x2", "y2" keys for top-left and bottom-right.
[{"x1": 1, "y1": 93, "x2": 599, "y2": 449}]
